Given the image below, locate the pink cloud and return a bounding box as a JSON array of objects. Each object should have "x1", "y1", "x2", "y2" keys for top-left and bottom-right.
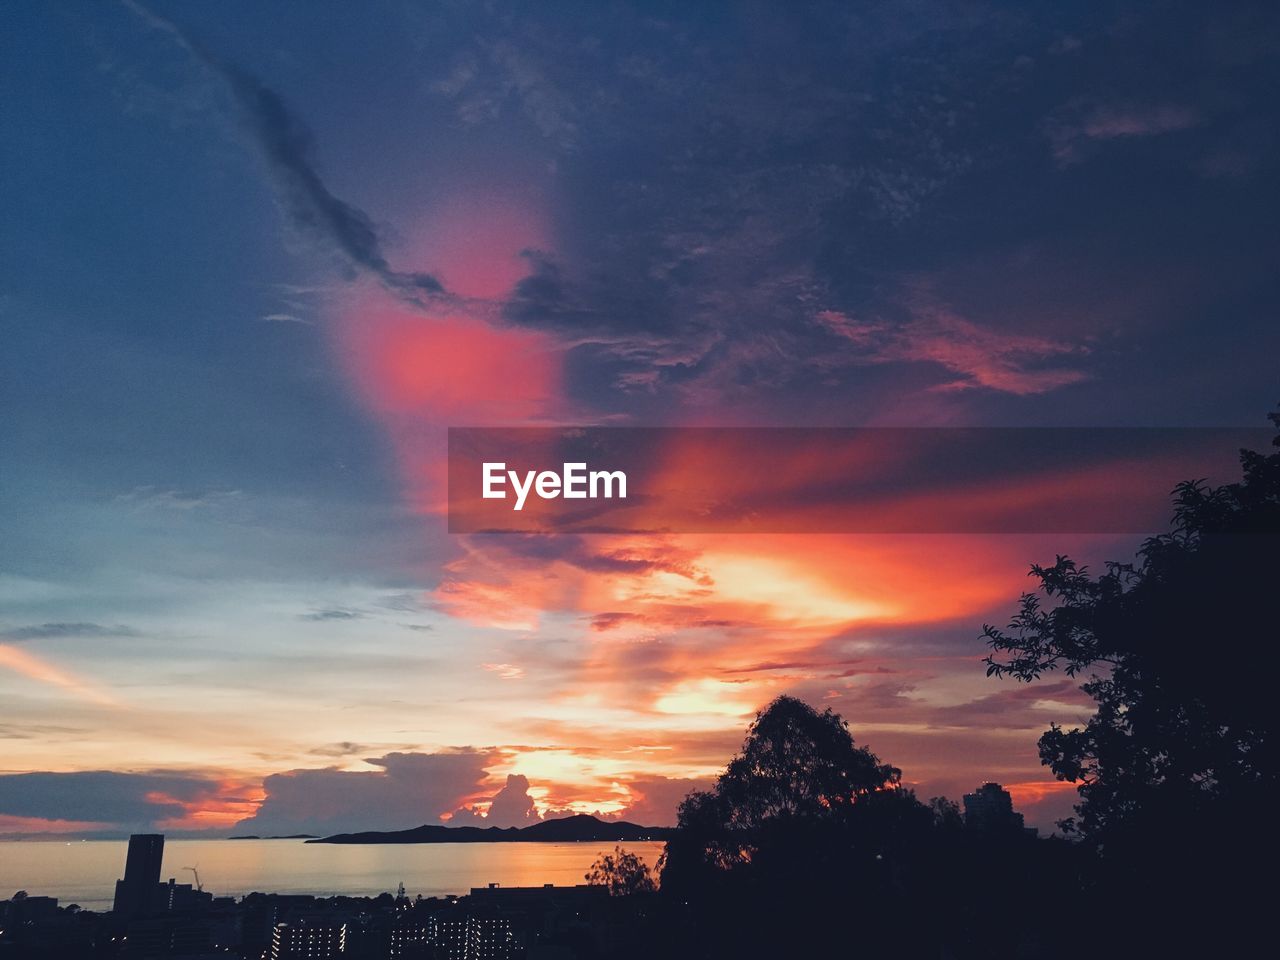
[
  {"x1": 1047, "y1": 102, "x2": 1201, "y2": 164},
  {"x1": 816, "y1": 302, "x2": 1089, "y2": 396},
  {"x1": 1080, "y1": 104, "x2": 1200, "y2": 140}
]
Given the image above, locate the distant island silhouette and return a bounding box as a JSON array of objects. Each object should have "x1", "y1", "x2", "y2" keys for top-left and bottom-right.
[
  {"x1": 227, "y1": 834, "x2": 318, "y2": 840},
  {"x1": 307, "y1": 813, "x2": 674, "y2": 844}
]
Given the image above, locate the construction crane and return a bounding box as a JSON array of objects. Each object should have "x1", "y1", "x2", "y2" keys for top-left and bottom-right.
[{"x1": 183, "y1": 866, "x2": 202, "y2": 892}]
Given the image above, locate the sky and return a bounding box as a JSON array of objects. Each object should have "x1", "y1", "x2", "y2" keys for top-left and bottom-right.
[{"x1": 1, "y1": 0, "x2": 1278, "y2": 837}]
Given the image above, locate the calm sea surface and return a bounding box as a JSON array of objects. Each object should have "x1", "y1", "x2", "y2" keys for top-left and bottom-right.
[{"x1": 0, "y1": 839, "x2": 669, "y2": 912}]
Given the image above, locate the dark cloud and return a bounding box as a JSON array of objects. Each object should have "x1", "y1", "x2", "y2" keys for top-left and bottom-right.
[
  {"x1": 613, "y1": 776, "x2": 712, "y2": 827},
  {"x1": 589, "y1": 611, "x2": 742, "y2": 634},
  {"x1": 726, "y1": 657, "x2": 895, "y2": 677},
  {"x1": 101, "y1": 0, "x2": 1280, "y2": 424},
  {"x1": 123, "y1": 1, "x2": 445, "y2": 303},
  {"x1": 3, "y1": 622, "x2": 138, "y2": 641},
  {"x1": 306, "y1": 741, "x2": 373, "y2": 758},
  {"x1": 299, "y1": 608, "x2": 363, "y2": 622},
  {"x1": 0, "y1": 760, "x2": 712, "y2": 836},
  {"x1": 0, "y1": 770, "x2": 220, "y2": 826},
  {"x1": 376, "y1": 593, "x2": 433, "y2": 613},
  {"x1": 926, "y1": 680, "x2": 1094, "y2": 730},
  {"x1": 502, "y1": 252, "x2": 597, "y2": 331},
  {"x1": 449, "y1": 773, "x2": 540, "y2": 829},
  {"x1": 0, "y1": 723, "x2": 87, "y2": 740},
  {"x1": 465, "y1": 535, "x2": 708, "y2": 581},
  {"x1": 809, "y1": 673, "x2": 1094, "y2": 734},
  {"x1": 427, "y1": 0, "x2": 1280, "y2": 422},
  {"x1": 233, "y1": 750, "x2": 492, "y2": 836},
  {"x1": 468, "y1": 2, "x2": 1022, "y2": 406}
]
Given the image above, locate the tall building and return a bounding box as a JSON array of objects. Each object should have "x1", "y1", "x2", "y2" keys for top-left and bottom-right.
[
  {"x1": 121, "y1": 916, "x2": 213, "y2": 958},
  {"x1": 161, "y1": 878, "x2": 212, "y2": 913},
  {"x1": 389, "y1": 915, "x2": 436, "y2": 958},
  {"x1": 270, "y1": 918, "x2": 347, "y2": 959},
  {"x1": 436, "y1": 914, "x2": 469, "y2": 960},
  {"x1": 962, "y1": 782, "x2": 1026, "y2": 833},
  {"x1": 400, "y1": 912, "x2": 514, "y2": 960},
  {"x1": 113, "y1": 834, "x2": 165, "y2": 918},
  {"x1": 466, "y1": 915, "x2": 514, "y2": 960}
]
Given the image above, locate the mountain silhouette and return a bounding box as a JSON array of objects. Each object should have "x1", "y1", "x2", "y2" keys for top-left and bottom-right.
[{"x1": 307, "y1": 813, "x2": 673, "y2": 844}]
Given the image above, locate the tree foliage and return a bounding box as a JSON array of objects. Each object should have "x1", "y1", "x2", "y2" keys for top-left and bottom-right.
[
  {"x1": 984, "y1": 411, "x2": 1280, "y2": 849},
  {"x1": 660, "y1": 696, "x2": 924, "y2": 890},
  {"x1": 585, "y1": 846, "x2": 657, "y2": 896},
  {"x1": 654, "y1": 696, "x2": 1055, "y2": 958},
  {"x1": 717, "y1": 693, "x2": 901, "y2": 825}
]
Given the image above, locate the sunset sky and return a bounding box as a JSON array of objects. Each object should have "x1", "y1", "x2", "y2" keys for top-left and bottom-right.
[{"x1": 2, "y1": 1, "x2": 1277, "y2": 837}]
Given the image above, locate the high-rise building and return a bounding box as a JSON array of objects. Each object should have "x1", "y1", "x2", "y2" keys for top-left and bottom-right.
[
  {"x1": 436, "y1": 914, "x2": 469, "y2": 960},
  {"x1": 270, "y1": 917, "x2": 347, "y2": 959},
  {"x1": 389, "y1": 915, "x2": 436, "y2": 958},
  {"x1": 962, "y1": 782, "x2": 1025, "y2": 833},
  {"x1": 466, "y1": 915, "x2": 514, "y2": 960},
  {"x1": 161, "y1": 878, "x2": 212, "y2": 913},
  {"x1": 120, "y1": 916, "x2": 213, "y2": 958},
  {"x1": 113, "y1": 834, "x2": 165, "y2": 918}
]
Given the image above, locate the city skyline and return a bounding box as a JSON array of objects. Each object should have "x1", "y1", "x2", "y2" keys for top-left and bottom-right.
[{"x1": 4, "y1": 0, "x2": 1279, "y2": 839}]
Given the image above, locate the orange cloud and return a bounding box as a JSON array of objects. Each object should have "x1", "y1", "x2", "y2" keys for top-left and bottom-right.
[
  {"x1": 313, "y1": 191, "x2": 1122, "y2": 821},
  {"x1": 422, "y1": 527, "x2": 1117, "y2": 816},
  {"x1": 1004, "y1": 779, "x2": 1080, "y2": 808},
  {"x1": 150, "y1": 777, "x2": 265, "y2": 832}
]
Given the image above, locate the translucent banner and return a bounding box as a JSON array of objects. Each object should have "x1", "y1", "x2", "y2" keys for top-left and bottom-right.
[{"x1": 447, "y1": 427, "x2": 1272, "y2": 534}]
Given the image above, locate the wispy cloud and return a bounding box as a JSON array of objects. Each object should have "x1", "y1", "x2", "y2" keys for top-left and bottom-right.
[
  {"x1": 1047, "y1": 102, "x2": 1201, "y2": 165},
  {"x1": 115, "y1": 486, "x2": 241, "y2": 511},
  {"x1": 815, "y1": 299, "x2": 1090, "y2": 396},
  {"x1": 299, "y1": 608, "x2": 364, "y2": 622},
  {"x1": 307, "y1": 741, "x2": 374, "y2": 758},
  {"x1": 0, "y1": 644, "x2": 120, "y2": 707},
  {"x1": 3, "y1": 622, "x2": 138, "y2": 641},
  {"x1": 122, "y1": 1, "x2": 446, "y2": 304},
  {"x1": 482, "y1": 662, "x2": 525, "y2": 680}
]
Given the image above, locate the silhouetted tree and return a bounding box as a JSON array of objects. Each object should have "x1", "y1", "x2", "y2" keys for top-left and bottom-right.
[
  {"x1": 659, "y1": 696, "x2": 933, "y2": 956},
  {"x1": 662, "y1": 696, "x2": 913, "y2": 881},
  {"x1": 983, "y1": 409, "x2": 1280, "y2": 954},
  {"x1": 928, "y1": 795, "x2": 963, "y2": 831},
  {"x1": 585, "y1": 846, "x2": 657, "y2": 896},
  {"x1": 718, "y1": 694, "x2": 902, "y2": 824}
]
